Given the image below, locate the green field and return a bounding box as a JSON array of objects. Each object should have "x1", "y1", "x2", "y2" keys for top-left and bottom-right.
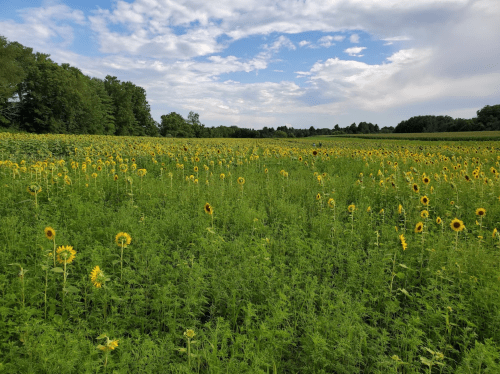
[
  {"x1": 1, "y1": 133, "x2": 499, "y2": 373},
  {"x1": 324, "y1": 131, "x2": 500, "y2": 141}
]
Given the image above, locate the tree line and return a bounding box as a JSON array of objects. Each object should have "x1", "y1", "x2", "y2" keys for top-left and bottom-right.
[
  {"x1": 2, "y1": 35, "x2": 499, "y2": 137},
  {"x1": 1, "y1": 36, "x2": 158, "y2": 136}
]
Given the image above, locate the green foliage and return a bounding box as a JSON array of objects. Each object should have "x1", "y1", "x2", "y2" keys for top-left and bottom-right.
[{"x1": 0, "y1": 135, "x2": 499, "y2": 372}]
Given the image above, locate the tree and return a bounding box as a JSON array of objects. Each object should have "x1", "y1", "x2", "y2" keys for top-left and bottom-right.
[
  {"x1": 0, "y1": 36, "x2": 29, "y2": 125},
  {"x1": 160, "y1": 112, "x2": 191, "y2": 137},
  {"x1": 476, "y1": 104, "x2": 500, "y2": 130}
]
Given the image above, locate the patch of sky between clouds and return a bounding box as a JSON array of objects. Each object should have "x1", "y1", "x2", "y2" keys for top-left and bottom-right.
[{"x1": 213, "y1": 30, "x2": 404, "y2": 86}]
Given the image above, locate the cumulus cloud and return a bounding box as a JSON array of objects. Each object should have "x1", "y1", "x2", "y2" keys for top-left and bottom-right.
[
  {"x1": 349, "y1": 34, "x2": 359, "y2": 43},
  {"x1": 1, "y1": 0, "x2": 499, "y2": 128},
  {"x1": 344, "y1": 46, "x2": 366, "y2": 57},
  {"x1": 0, "y1": 3, "x2": 85, "y2": 48}
]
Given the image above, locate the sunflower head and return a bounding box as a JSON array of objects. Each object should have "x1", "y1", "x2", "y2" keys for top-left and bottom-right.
[
  {"x1": 115, "y1": 232, "x2": 132, "y2": 247},
  {"x1": 56, "y1": 245, "x2": 76, "y2": 264},
  {"x1": 27, "y1": 184, "x2": 42, "y2": 195},
  {"x1": 422, "y1": 176, "x2": 430, "y2": 185},
  {"x1": 420, "y1": 195, "x2": 429, "y2": 206},
  {"x1": 412, "y1": 183, "x2": 419, "y2": 193},
  {"x1": 398, "y1": 204, "x2": 403, "y2": 214},
  {"x1": 316, "y1": 193, "x2": 321, "y2": 200},
  {"x1": 90, "y1": 265, "x2": 106, "y2": 288},
  {"x1": 184, "y1": 329, "x2": 196, "y2": 339},
  {"x1": 204, "y1": 203, "x2": 213, "y2": 215},
  {"x1": 44, "y1": 226, "x2": 56, "y2": 241},
  {"x1": 415, "y1": 222, "x2": 424, "y2": 233},
  {"x1": 421, "y1": 210, "x2": 429, "y2": 219},
  {"x1": 237, "y1": 177, "x2": 245, "y2": 185},
  {"x1": 328, "y1": 198, "x2": 335, "y2": 209},
  {"x1": 475, "y1": 208, "x2": 486, "y2": 217},
  {"x1": 348, "y1": 204, "x2": 355, "y2": 213},
  {"x1": 436, "y1": 217, "x2": 442, "y2": 224},
  {"x1": 450, "y1": 218, "x2": 465, "y2": 232}
]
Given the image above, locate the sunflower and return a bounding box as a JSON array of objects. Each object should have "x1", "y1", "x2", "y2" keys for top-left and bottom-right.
[
  {"x1": 327, "y1": 198, "x2": 335, "y2": 208},
  {"x1": 90, "y1": 265, "x2": 106, "y2": 288},
  {"x1": 184, "y1": 329, "x2": 196, "y2": 339},
  {"x1": 113, "y1": 174, "x2": 118, "y2": 181},
  {"x1": 348, "y1": 204, "x2": 355, "y2": 213},
  {"x1": 366, "y1": 206, "x2": 371, "y2": 213},
  {"x1": 399, "y1": 234, "x2": 408, "y2": 251},
  {"x1": 98, "y1": 338, "x2": 119, "y2": 352},
  {"x1": 398, "y1": 204, "x2": 403, "y2": 214},
  {"x1": 237, "y1": 177, "x2": 245, "y2": 185},
  {"x1": 137, "y1": 169, "x2": 147, "y2": 177},
  {"x1": 56, "y1": 245, "x2": 76, "y2": 264},
  {"x1": 316, "y1": 193, "x2": 321, "y2": 200},
  {"x1": 422, "y1": 176, "x2": 430, "y2": 185},
  {"x1": 27, "y1": 184, "x2": 42, "y2": 195},
  {"x1": 44, "y1": 227, "x2": 56, "y2": 241},
  {"x1": 414, "y1": 222, "x2": 424, "y2": 233},
  {"x1": 493, "y1": 228, "x2": 498, "y2": 238},
  {"x1": 412, "y1": 183, "x2": 419, "y2": 193},
  {"x1": 421, "y1": 210, "x2": 429, "y2": 219},
  {"x1": 436, "y1": 217, "x2": 442, "y2": 224},
  {"x1": 204, "y1": 202, "x2": 213, "y2": 215},
  {"x1": 194, "y1": 166, "x2": 199, "y2": 172},
  {"x1": 420, "y1": 195, "x2": 429, "y2": 206},
  {"x1": 475, "y1": 208, "x2": 486, "y2": 217},
  {"x1": 115, "y1": 232, "x2": 132, "y2": 247},
  {"x1": 312, "y1": 150, "x2": 318, "y2": 156},
  {"x1": 450, "y1": 218, "x2": 465, "y2": 232}
]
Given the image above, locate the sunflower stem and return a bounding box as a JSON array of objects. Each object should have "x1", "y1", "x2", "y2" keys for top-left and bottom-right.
[{"x1": 120, "y1": 240, "x2": 124, "y2": 282}]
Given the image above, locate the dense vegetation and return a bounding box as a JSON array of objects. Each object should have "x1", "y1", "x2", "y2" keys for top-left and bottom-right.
[
  {"x1": 2, "y1": 35, "x2": 500, "y2": 138},
  {"x1": 0, "y1": 133, "x2": 499, "y2": 373}
]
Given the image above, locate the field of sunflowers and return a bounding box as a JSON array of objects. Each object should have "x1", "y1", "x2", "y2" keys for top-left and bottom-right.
[{"x1": 0, "y1": 132, "x2": 499, "y2": 373}]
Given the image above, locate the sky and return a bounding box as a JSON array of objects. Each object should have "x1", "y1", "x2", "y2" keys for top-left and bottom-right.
[{"x1": 1, "y1": 0, "x2": 499, "y2": 130}]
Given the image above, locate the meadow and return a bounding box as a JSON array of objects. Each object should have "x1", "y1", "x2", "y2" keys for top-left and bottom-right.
[{"x1": 0, "y1": 132, "x2": 499, "y2": 373}]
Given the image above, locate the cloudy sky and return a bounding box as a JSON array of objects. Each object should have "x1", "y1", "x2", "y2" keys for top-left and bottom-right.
[{"x1": 1, "y1": 0, "x2": 499, "y2": 129}]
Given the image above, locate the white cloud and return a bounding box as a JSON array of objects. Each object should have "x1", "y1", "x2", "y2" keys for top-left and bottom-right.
[
  {"x1": 0, "y1": 3, "x2": 85, "y2": 48},
  {"x1": 1, "y1": 0, "x2": 499, "y2": 129},
  {"x1": 318, "y1": 35, "x2": 336, "y2": 48},
  {"x1": 344, "y1": 46, "x2": 366, "y2": 57}
]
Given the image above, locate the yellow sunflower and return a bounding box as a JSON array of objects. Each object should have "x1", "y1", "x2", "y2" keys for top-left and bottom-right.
[
  {"x1": 56, "y1": 245, "x2": 76, "y2": 264},
  {"x1": 420, "y1": 195, "x2": 429, "y2": 206},
  {"x1": 422, "y1": 176, "x2": 430, "y2": 185},
  {"x1": 348, "y1": 204, "x2": 355, "y2": 213},
  {"x1": 399, "y1": 234, "x2": 408, "y2": 251},
  {"x1": 412, "y1": 183, "x2": 419, "y2": 193},
  {"x1": 398, "y1": 204, "x2": 403, "y2": 214},
  {"x1": 204, "y1": 202, "x2": 213, "y2": 215},
  {"x1": 90, "y1": 265, "x2": 106, "y2": 288},
  {"x1": 237, "y1": 177, "x2": 245, "y2": 185},
  {"x1": 327, "y1": 198, "x2": 335, "y2": 208},
  {"x1": 414, "y1": 222, "x2": 424, "y2": 233},
  {"x1": 115, "y1": 232, "x2": 132, "y2": 247},
  {"x1": 316, "y1": 193, "x2": 321, "y2": 200},
  {"x1": 436, "y1": 217, "x2": 442, "y2": 224},
  {"x1": 475, "y1": 208, "x2": 486, "y2": 217},
  {"x1": 27, "y1": 184, "x2": 42, "y2": 195},
  {"x1": 421, "y1": 210, "x2": 429, "y2": 219},
  {"x1": 450, "y1": 218, "x2": 465, "y2": 232},
  {"x1": 44, "y1": 226, "x2": 56, "y2": 241}
]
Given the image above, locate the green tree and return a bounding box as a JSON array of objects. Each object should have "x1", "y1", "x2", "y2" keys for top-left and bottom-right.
[{"x1": 0, "y1": 36, "x2": 29, "y2": 126}]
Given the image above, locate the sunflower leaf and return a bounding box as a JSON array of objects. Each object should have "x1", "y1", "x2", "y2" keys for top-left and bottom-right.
[{"x1": 51, "y1": 267, "x2": 64, "y2": 273}]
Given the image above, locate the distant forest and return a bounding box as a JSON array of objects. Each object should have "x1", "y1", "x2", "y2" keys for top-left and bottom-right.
[{"x1": 2, "y1": 36, "x2": 499, "y2": 138}]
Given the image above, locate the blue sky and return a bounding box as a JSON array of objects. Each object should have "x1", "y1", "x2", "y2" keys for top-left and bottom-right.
[{"x1": 1, "y1": 0, "x2": 499, "y2": 129}]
